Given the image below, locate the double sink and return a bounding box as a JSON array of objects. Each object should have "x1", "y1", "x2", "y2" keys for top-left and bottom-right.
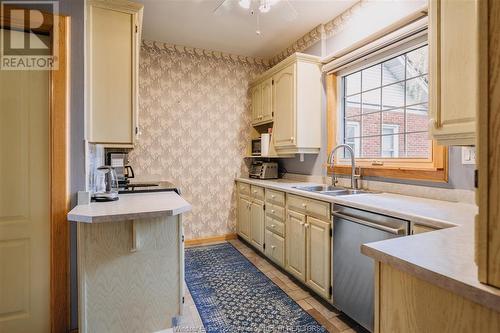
[{"x1": 293, "y1": 185, "x2": 370, "y2": 196}]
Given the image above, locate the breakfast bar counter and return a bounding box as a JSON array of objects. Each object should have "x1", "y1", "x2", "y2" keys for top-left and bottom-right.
[{"x1": 68, "y1": 192, "x2": 192, "y2": 333}]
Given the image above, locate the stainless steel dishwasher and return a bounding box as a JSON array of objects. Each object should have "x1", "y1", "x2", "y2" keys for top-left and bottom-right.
[{"x1": 332, "y1": 204, "x2": 409, "y2": 332}]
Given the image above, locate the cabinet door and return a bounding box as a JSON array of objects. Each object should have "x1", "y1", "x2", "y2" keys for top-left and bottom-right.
[
  {"x1": 429, "y1": 0, "x2": 477, "y2": 145},
  {"x1": 261, "y1": 78, "x2": 273, "y2": 123},
  {"x1": 265, "y1": 229, "x2": 285, "y2": 267},
  {"x1": 273, "y1": 64, "x2": 296, "y2": 148},
  {"x1": 88, "y1": 3, "x2": 139, "y2": 146},
  {"x1": 251, "y1": 84, "x2": 262, "y2": 124},
  {"x1": 306, "y1": 216, "x2": 331, "y2": 299},
  {"x1": 237, "y1": 196, "x2": 251, "y2": 241},
  {"x1": 286, "y1": 210, "x2": 306, "y2": 281},
  {"x1": 250, "y1": 200, "x2": 265, "y2": 251}
]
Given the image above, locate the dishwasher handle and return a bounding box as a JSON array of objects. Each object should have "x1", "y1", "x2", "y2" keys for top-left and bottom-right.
[{"x1": 332, "y1": 211, "x2": 406, "y2": 235}]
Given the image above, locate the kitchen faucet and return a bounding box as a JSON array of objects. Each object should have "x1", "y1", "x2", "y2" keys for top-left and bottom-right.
[{"x1": 328, "y1": 144, "x2": 361, "y2": 189}]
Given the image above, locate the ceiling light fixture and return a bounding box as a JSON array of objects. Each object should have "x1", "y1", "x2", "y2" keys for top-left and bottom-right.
[{"x1": 238, "y1": 0, "x2": 251, "y2": 10}]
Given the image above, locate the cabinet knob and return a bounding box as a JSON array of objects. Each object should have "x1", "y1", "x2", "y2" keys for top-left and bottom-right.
[
  {"x1": 300, "y1": 221, "x2": 305, "y2": 226},
  {"x1": 271, "y1": 224, "x2": 275, "y2": 228},
  {"x1": 253, "y1": 190, "x2": 257, "y2": 193},
  {"x1": 271, "y1": 209, "x2": 275, "y2": 213},
  {"x1": 271, "y1": 195, "x2": 275, "y2": 199},
  {"x1": 290, "y1": 137, "x2": 294, "y2": 141},
  {"x1": 429, "y1": 117, "x2": 440, "y2": 129},
  {"x1": 302, "y1": 203, "x2": 307, "y2": 208},
  {"x1": 271, "y1": 245, "x2": 276, "y2": 250},
  {"x1": 305, "y1": 223, "x2": 309, "y2": 229}
]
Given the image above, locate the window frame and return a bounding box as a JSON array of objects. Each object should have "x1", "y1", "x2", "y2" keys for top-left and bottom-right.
[{"x1": 326, "y1": 35, "x2": 448, "y2": 183}]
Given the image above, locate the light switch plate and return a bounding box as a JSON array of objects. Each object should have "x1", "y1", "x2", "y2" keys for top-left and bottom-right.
[{"x1": 461, "y1": 146, "x2": 476, "y2": 165}]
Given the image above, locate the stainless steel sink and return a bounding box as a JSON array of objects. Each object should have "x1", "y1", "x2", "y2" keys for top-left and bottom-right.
[
  {"x1": 293, "y1": 185, "x2": 346, "y2": 192},
  {"x1": 293, "y1": 185, "x2": 371, "y2": 196}
]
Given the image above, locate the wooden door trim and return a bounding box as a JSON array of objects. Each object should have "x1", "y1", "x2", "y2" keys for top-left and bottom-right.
[{"x1": 1, "y1": 7, "x2": 70, "y2": 332}]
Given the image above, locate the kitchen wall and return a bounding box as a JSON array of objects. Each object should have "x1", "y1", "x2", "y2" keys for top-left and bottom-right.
[{"x1": 129, "y1": 41, "x2": 268, "y2": 239}]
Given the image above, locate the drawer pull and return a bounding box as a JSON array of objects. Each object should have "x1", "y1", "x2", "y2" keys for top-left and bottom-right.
[
  {"x1": 253, "y1": 190, "x2": 257, "y2": 193},
  {"x1": 304, "y1": 223, "x2": 309, "y2": 229},
  {"x1": 271, "y1": 224, "x2": 275, "y2": 228},
  {"x1": 300, "y1": 221, "x2": 305, "y2": 226},
  {"x1": 271, "y1": 209, "x2": 275, "y2": 213},
  {"x1": 271, "y1": 245, "x2": 276, "y2": 250},
  {"x1": 271, "y1": 195, "x2": 275, "y2": 199},
  {"x1": 290, "y1": 137, "x2": 294, "y2": 141},
  {"x1": 302, "y1": 203, "x2": 307, "y2": 208}
]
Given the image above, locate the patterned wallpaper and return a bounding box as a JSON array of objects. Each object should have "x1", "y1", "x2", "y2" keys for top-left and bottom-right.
[{"x1": 129, "y1": 41, "x2": 268, "y2": 240}]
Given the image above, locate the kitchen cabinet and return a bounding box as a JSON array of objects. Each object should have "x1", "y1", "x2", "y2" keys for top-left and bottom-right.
[
  {"x1": 285, "y1": 210, "x2": 307, "y2": 282},
  {"x1": 236, "y1": 182, "x2": 265, "y2": 251},
  {"x1": 87, "y1": 0, "x2": 143, "y2": 147},
  {"x1": 251, "y1": 78, "x2": 273, "y2": 126},
  {"x1": 249, "y1": 53, "x2": 322, "y2": 155},
  {"x1": 250, "y1": 200, "x2": 265, "y2": 251},
  {"x1": 306, "y1": 216, "x2": 331, "y2": 299},
  {"x1": 237, "y1": 196, "x2": 251, "y2": 241},
  {"x1": 429, "y1": 0, "x2": 478, "y2": 145}
]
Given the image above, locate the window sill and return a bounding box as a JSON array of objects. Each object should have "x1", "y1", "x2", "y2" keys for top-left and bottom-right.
[{"x1": 328, "y1": 164, "x2": 448, "y2": 183}]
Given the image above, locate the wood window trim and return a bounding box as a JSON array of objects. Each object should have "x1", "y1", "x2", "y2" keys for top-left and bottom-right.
[
  {"x1": 2, "y1": 6, "x2": 70, "y2": 332},
  {"x1": 326, "y1": 73, "x2": 448, "y2": 182}
]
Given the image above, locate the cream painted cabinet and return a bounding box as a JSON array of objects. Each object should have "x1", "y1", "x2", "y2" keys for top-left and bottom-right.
[
  {"x1": 249, "y1": 53, "x2": 322, "y2": 155},
  {"x1": 286, "y1": 210, "x2": 307, "y2": 281},
  {"x1": 87, "y1": 0, "x2": 143, "y2": 147},
  {"x1": 306, "y1": 216, "x2": 331, "y2": 299},
  {"x1": 250, "y1": 200, "x2": 265, "y2": 251},
  {"x1": 429, "y1": 0, "x2": 478, "y2": 145},
  {"x1": 273, "y1": 64, "x2": 296, "y2": 147},
  {"x1": 251, "y1": 78, "x2": 273, "y2": 126},
  {"x1": 237, "y1": 196, "x2": 251, "y2": 241}
]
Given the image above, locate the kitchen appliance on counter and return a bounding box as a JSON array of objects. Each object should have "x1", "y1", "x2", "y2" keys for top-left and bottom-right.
[
  {"x1": 92, "y1": 166, "x2": 119, "y2": 201},
  {"x1": 332, "y1": 204, "x2": 409, "y2": 332},
  {"x1": 118, "y1": 181, "x2": 180, "y2": 195},
  {"x1": 106, "y1": 151, "x2": 135, "y2": 186},
  {"x1": 249, "y1": 161, "x2": 278, "y2": 179}
]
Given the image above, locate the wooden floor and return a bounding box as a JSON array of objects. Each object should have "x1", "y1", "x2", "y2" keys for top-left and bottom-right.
[{"x1": 176, "y1": 238, "x2": 363, "y2": 333}]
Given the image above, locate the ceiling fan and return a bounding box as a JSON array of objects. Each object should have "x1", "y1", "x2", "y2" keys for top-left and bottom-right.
[{"x1": 213, "y1": 0, "x2": 298, "y2": 35}]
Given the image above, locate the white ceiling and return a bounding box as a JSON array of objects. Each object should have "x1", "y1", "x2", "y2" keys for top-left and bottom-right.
[{"x1": 136, "y1": 0, "x2": 357, "y2": 58}]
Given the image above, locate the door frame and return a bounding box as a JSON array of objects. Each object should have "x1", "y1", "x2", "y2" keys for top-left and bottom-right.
[{"x1": 1, "y1": 6, "x2": 70, "y2": 332}]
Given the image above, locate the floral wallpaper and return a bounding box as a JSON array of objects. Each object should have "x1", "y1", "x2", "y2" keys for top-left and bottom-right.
[{"x1": 129, "y1": 40, "x2": 268, "y2": 240}]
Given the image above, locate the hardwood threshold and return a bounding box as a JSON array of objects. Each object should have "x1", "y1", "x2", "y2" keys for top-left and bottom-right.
[{"x1": 185, "y1": 233, "x2": 237, "y2": 247}]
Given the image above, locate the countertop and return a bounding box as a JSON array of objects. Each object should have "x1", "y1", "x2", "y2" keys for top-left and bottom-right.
[
  {"x1": 235, "y1": 177, "x2": 500, "y2": 312},
  {"x1": 67, "y1": 192, "x2": 192, "y2": 223}
]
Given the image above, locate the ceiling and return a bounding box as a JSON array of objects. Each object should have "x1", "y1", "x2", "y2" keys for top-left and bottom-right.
[{"x1": 136, "y1": 0, "x2": 357, "y2": 59}]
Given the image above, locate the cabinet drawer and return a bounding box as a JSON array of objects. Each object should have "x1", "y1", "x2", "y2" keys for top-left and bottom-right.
[
  {"x1": 266, "y1": 203, "x2": 285, "y2": 221},
  {"x1": 250, "y1": 185, "x2": 265, "y2": 201},
  {"x1": 237, "y1": 182, "x2": 250, "y2": 196},
  {"x1": 265, "y1": 229, "x2": 285, "y2": 267},
  {"x1": 306, "y1": 199, "x2": 330, "y2": 221},
  {"x1": 287, "y1": 194, "x2": 330, "y2": 221},
  {"x1": 287, "y1": 194, "x2": 308, "y2": 214},
  {"x1": 265, "y1": 189, "x2": 285, "y2": 207},
  {"x1": 265, "y1": 215, "x2": 284, "y2": 237}
]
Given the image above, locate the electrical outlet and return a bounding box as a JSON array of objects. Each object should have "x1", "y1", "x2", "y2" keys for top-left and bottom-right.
[{"x1": 461, "y1": 146, "x2": 476, "y2": 165}]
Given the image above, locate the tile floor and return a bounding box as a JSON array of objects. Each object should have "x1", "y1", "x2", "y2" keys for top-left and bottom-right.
[{"x1": 176, "y1": 238, "x2": 365, "y2": 333}]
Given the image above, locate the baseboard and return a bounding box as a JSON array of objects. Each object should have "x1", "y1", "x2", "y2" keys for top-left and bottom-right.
[{"x1": 185, "y1": 233, "x2": 237, "y2": 247}]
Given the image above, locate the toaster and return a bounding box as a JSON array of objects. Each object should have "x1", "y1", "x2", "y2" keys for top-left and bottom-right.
[{"x1": 249, "y1": 161, "x2": 278, "y2": 179}]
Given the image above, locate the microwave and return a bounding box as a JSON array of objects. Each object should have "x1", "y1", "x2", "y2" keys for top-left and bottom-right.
[{"x1": 251, "y1": 139, "x2": 261, "y2": 156}]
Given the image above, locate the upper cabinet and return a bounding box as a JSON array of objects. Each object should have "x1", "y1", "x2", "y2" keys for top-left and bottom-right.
[
  {"x1": 250, "y1": 53, "x2": 322, "y2": 155},
  {"x1": 87, "y1": 0, "x2": 143, "y2": 147},
  {"x1": 429, "y1": 0, "x2": 478, "y2": 146}
]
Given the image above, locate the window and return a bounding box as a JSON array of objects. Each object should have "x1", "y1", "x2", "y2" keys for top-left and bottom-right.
[
  {"x1": 341, "y1": 45, "x2": 430, "y2": 160},
  {"x1": 326, "y1": 37, "x2": 447, "y2": 182}
]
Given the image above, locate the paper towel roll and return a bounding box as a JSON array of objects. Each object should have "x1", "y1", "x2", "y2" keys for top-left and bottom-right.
[{"x1": 261, "y1": 134, "x2": 270, "y2": 157}]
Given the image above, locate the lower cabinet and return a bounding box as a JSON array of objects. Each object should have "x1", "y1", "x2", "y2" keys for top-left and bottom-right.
[
  {"x1": 264, "y1": 229, "x2": 285, "y2": 267},
  {"x1": 286, "y1": 210, "x2": 307, "y2": 281},
  {"x1": 250, "y1": 200, "x2": 265, "y2": 251},
  {"x1": 237, "y1": 196, "x2": 251, "y2": 241},
  {"x1": 286, "y1": 208, "x2": 332, "y2": 300},
  {"x1": 306, "y1": 216, "x2": 331, "y2": 298}
]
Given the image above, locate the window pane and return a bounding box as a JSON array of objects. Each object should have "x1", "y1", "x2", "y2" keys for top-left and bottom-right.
[
  {"x1": 405, "y1": 132, "x2": 431, "y2": 158},
  {"x1": 362, "y1": 64, "x2": 381, "y2": 91},
  {"x1": 382, "y1": 109, "x2": 404, "y2": 134},
  {"x1": 381, "y1": 133, "x2": 400, "y2": 158},
  {"x1": 382, "y1": 82, "x2": 405, "y2": 110},
  {"x1": 406, "y1": 76, "x2": 428, "y2": 105},
  {"x1": 345, "y1": 118, "x2": 361, "y2": 139},
  {"x1": 382, "y1": 55, "x2": 405, "y2": 85},
  {"x1": 361, "y1": 136, "x2": 381, "y2": 158},
  {"x1": 406, "y1": 105, "x2": 429, "y2": 133},
  {"x1": 345, "y1": 94, "x2": 361, "y2": 118},
  {"x1": 345, "y1": 71, "x2": 361, "y2": 96},
  {"x1": 406, "y1": 46, "x2": 428, "y2": 78},
  {"x1": 362, "y1": 112, "x2": 381, "y2": 137},
  {"x1": 407, "y1": 102, "x2": 428, "y2": 114},
  {"x1": 362, "y1": 88, "x2": 381, "y2": 113}
]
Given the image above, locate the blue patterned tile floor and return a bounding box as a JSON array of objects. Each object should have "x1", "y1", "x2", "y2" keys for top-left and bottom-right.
[{"x1": 175, "y1": 239, "x2": 366, "y2": 333}]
